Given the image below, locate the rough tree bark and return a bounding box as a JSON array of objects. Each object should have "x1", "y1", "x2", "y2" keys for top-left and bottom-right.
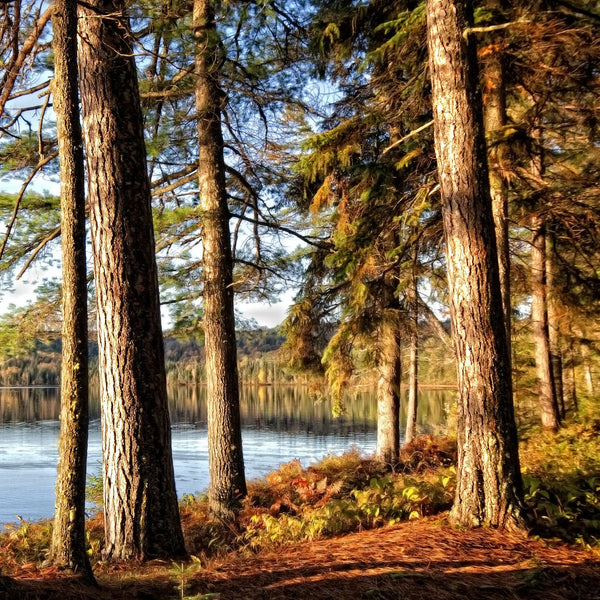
[
  {"x1": 194, "y1": 0, "x2": 247, "y2": 519},
  {"x1": 426, "y1": 0, "x2": 525, "y2": 529},
  {"x1": 77, "y1": 0, "x2": 185, "y2": 560},
  {"x1": 50, "y1": 0, "x2": 93, "y2": 580},
  {"x1": 375, "y1": 311, "x2": 401, "y2": 465}
]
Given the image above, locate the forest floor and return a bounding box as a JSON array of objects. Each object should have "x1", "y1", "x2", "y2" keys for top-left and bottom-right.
[{"x1": 2, "y1": 514, "x2": 599, "y2": 600}]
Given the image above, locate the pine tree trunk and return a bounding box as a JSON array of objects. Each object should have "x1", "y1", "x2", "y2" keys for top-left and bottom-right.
[
  {"x1": 376, "y1": 316, "x2": 401, "y2": 465},
  {"x1": 194, "y1": 0, "x2": 247, "y2": 519},
  {"x1": 546, "y1": 235, "x2": 565, "y2": 418},
  {"x1": 529, "y1": 121, "x2": 561, "y2": 429},
  {"x1": 531, "y1": 214, "x2": 560, "y2": 429},
  {"x1": 77, "y1": 0, "x2": 185, "y2": 560},
  {"x1": 405, "y1": 267, "x2": 418, "y2": 445},
  {"x1": 481, "y1": 7, "x2": 512, "y2": 359},
  {"x1": 567, "y1": 334, "x2": 579, "y2": 414},
  {"x1": 50, "y1": 0, "x2": 93, "y2": 579},
  {"x1": 582, "y1": 350, "x2": 595, "y2": 396},
  {"x1": 575, "y1": 328, "x2": 596, "y2": 396},
  {"x1": 426, "y1": 0, "x2": 524, "y2": 529}
]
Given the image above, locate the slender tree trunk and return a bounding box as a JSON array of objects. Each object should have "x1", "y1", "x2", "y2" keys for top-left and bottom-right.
[
  {"x1": 531, "y1": 214, "x2": 561, "y2": 429},
  {"x1": 50, "y1": 0, "x2": 93, "y2": 580},
  {"x1": 546, "y1": 235, "x2": 565, "y2": 418},
  {"x1": 582, "y1": 346, "x2": 595, "y2": 396},
  {"x1": 376, "y1": 314, "x2": 401, "y2": 465},
  {"x1": 194, "y1": 0, "x2": 247, "y2": 519},
  {"x1": 426, "y1": 0, "x2": 524, "y2": 529},
  {"x1": 481, "y1": 2, "x2": 512, "y2": 359},
  {"x1": 405, "y1": 266, "x2": 418, "y2": 445},
  {"x1": 567, "y1": 334, "x2": 579, "y2": 414},
  {"x1": 529, "y1": 122, "x2": 561, "y2": 429},
  {"x1": 573, "y1": 325, "x2": 596, "y2": 396},
  {"x1": 77, "y1": 0, "x2": 185, "y2": 560}
]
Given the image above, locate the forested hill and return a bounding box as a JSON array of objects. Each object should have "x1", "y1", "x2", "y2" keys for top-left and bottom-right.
[{"x1": 0, "y1": 327, "x2": 285, "y2": 387}]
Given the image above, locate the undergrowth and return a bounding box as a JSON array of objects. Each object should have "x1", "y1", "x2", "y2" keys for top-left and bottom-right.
[
  {"x1": 239, "y1": 438, "x2": 456, "y2": 550},
  {"x1": 520, "y1": 418, "x2": 600, "y2": 546}
]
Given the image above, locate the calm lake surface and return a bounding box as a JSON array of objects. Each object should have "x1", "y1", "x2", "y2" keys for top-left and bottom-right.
[{"x1": 0, "y1": 385, "x2": 452, "y2": 524}]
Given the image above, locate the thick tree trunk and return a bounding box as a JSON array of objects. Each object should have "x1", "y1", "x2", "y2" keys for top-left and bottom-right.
[
  {"x1": 405, "y1": 268, "x2": 418, "y2": 445},
  {"x1": 376, "y1": 315, "x2": 401, "y2": 465},
  {"x1": 194, "y1": 0, "x2": 247, "y2": 519},
  {"x1": 50, "y1": 0, "x2": 93, "y2": 580},
  {"x1": 426, "y1": 0, "x2": 524, "y2": 529},
  {"x1": 77, "y1": 0, "x2": 185, "y2": 560},
  {"x1": 531, "y1": 215, "x2": 560, "y2": 429}
]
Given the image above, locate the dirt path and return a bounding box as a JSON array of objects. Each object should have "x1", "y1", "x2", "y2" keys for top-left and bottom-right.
[{"x1": 3, "y1": 516, "x2": 599, "y2": 599}]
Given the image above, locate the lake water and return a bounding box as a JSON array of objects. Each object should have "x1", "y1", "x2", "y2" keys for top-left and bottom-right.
[{"x1": 0, "y1": 385, "x2": 452, "y2": 524}]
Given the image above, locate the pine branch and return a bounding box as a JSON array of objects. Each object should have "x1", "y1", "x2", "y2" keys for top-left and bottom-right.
[{"x1": 0, "y1": 151, "x2": 58, "y2": 264}]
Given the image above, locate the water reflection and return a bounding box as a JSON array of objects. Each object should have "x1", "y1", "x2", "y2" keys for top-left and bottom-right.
[
  {"x1": 0, "y1": 385, "x2": 452, "y2": 524},
  {"x1": 0, "y1": 385, "x2": 450, "y2": 431}
]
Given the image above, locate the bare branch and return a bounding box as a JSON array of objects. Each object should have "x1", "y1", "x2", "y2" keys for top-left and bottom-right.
[
  {"x1": 152, "y1": 168, "x2": 198, "y2": 196},
  {"x1": 229, "y1": 210, "x2": 331, "y2": 250},
  {"x1": 0, "y1": 5, "x2": 53, "y2": 119},
  {"x1": 382, "y1": 120, "x2": 433, "y2": 155},
  {"x1": 7, "y1": 79, "x2": 51, "y2": 100},
  {"x1": 463, "y1": 21, "x2": 530, "y2": 38},
  {"x1": 15, "y1": 224, "x2": 60, "y2": 279}
]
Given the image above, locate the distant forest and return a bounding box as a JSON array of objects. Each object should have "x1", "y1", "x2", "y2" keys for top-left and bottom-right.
[
  {"x1": 0, "y1": 327, "x2": 285, "y2": 387},
  {"x1": 0, "y1": 323, "x2": 460, "y2": 390}
]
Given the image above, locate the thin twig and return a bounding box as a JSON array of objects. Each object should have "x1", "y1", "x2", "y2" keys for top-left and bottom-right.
[
  {"x1": 382, "y1": 120, "x2": 433, "y2": 155},
  {"x1": 16, "y1": 225, "x2": 60, "y2": 279},
  {"x1": 0, "y1": 5, "x2": 53, "y2": 118},
  {"x1": 463, "y1": 21, "x2": 530, "y2": 38}
]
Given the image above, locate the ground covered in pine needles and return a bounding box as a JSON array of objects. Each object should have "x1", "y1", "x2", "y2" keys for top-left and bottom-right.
[{"x1": 1, "y1": 516, "x2": 599, "y2": 600}]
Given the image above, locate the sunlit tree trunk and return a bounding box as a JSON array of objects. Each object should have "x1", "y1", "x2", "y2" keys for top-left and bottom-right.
[
  {"x1": 567, "y1": 333, "x2": 579, "y2": 414},
  {"x1": 531, "y1": 215, "x2": 561, "y2": 429},
  {"x1": 582, "y1": 344, "x2": 595, "y2": 396},
  {"x1": 405, "y1": 265, "x2": 418, "y2": 445},
  {"x1": 78, "y1": 0, "x2": 185, "y2": 560},
  {"x1": 573, "y1": 324, "x2": 595, "y2": 396},
  {"x1": 50, "y1": 0, "x2": 93, "y2": 580},
  {"x1": 194, "y1": 0, "x2": 247, "y2": 519},
  {"x1": 529, "y1": 122, "x2": 560, "y2": 429},
  {"x1": 376, "y1": 312, "x2": 401, "y2": 465},
  {"x1": 426, "y1": 0, "x2": 524, "y2": 529}
]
